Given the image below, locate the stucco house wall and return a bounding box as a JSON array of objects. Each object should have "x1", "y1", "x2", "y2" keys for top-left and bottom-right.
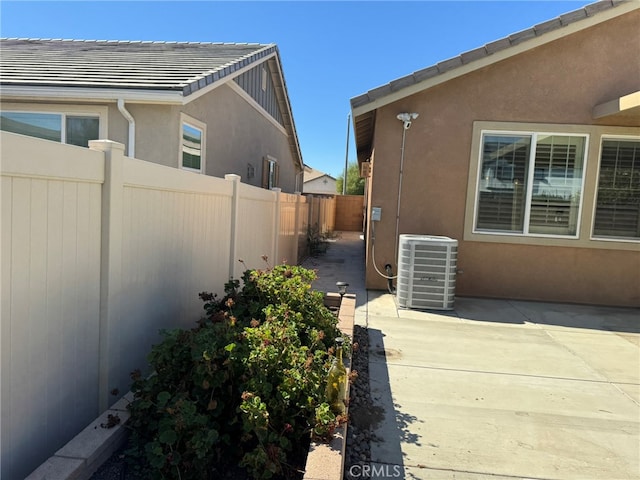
[
  {"x1": 116, "y1": 85, "x2": 300, "y2": 192},
  {"x1": 362, "y1": 7, "x2": 639, "y2": 306},
  {"x1": 0, "y1": 40, "x2": 304, "y2": 194},
  {"x1": 305, "y1": 175, "x2": 337, "y2": 194}
]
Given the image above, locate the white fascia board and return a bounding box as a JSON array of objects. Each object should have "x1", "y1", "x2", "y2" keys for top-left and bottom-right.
[
  {"x1": 0, "y1": 85, "x2": 184, "y2": 104},
  {"x1": 351, "y1": 3, "x2": 639, "y2": 117}
]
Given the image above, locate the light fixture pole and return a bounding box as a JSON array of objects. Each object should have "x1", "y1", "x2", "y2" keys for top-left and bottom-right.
[{"x1": 343, "y1": 114, "x2": 350, "y2": 195}]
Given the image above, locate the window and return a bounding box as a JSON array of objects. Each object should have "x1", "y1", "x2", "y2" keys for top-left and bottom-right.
[
  {"x1": 475, "y1": 132, "x2": 587, "y2": 237},
  {"x1": 0, "y1": 111, "x2": 99, "y2": 147},
  {"x1": 180, "y1": 117, "x2": 205, "y2": 173},
  {"x1": 593, "y1": 138, "x2": 640, "y2": 240},
  {"x1": 262, "y1": 156, "x2": 279, "y2": 189}
]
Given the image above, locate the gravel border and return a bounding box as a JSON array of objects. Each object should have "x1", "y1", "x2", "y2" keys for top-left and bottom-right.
[{"x1": 343, "y1": 325, "x2": 372, "y2": 480}]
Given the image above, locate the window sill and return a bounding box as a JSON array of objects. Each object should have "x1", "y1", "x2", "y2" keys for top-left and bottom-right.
[{"x1": 464, "y1": 230, "x2": 640, "y2": 251}]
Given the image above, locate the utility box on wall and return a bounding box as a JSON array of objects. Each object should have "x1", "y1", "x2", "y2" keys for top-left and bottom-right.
[{"x1": 396, "y1": 234, "x2": 458, "y2": 310}]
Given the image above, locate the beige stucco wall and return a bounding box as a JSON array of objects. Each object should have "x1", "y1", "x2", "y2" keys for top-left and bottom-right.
[
  {"x1": 365, "y1": 11, "x2": 640, "y2": 306},
  {"x1": 2, "y1": 81, "x2": 301, "y2": 193},
  {"x1": 123, "y1": 84, "x2": 300, "y2": 192},
  {"x1": 305, "y1": 175, "x2": 337, "y2": 194}
]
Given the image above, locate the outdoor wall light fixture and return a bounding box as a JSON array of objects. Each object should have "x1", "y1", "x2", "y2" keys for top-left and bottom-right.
[
  {"x1": 396, "y1": 112, "x2": 419, "y2": 130},
  {"x1": 336, "y1": 281, "x2": 349, "y2": 297}
]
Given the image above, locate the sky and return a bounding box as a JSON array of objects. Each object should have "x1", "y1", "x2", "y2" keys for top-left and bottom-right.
[{"x1": 0, "y1": 0, "x2": 592, "y2": 178}]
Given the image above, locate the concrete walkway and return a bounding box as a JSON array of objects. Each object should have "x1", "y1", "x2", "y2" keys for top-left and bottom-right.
[{"x1": 303, "y1": 231, "x2": 640, "y2": 480}]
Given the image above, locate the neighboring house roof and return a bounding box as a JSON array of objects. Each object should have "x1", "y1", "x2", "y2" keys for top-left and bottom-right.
[
  {"x1": 304, "y1": 165, "x2": 336, "y2": 183},
  {"x1": 350, "y1": 0, "x2": 640, "y2": 163},
  {"x1": 0, "y1": 39, "x2": 273, "y2": 93},
  {"x1": 0, "y1": 38, "x2": 303, "y2": 169},
  {"x1": 303, "y1": 166, "x2": 337, "y2": 194}
]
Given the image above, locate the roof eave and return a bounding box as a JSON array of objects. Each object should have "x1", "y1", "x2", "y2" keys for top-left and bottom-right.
[
  {"x1": 0, "y1": 85, "x2": 185, "y2": 104},
  {"x1": 593, "y1": 91, "x2": 640, "y2": 119},
  {"x1": 350, "y1": 1, "x2": 639, "y2": 118},
  {"x1": 266, "y1": 50, "x2": 305, "y2": 171}
]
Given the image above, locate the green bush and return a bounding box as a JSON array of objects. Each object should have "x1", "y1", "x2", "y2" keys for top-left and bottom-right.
[{"x1": 125, "y1": 264, "x2": 347, "y2": 480}]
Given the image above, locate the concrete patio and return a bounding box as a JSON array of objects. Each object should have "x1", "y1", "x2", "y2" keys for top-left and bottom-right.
[{"x1": 304, "y1": 231, "x2": 640, "y2": 480}]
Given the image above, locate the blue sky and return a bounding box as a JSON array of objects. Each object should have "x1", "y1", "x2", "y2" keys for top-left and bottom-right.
[{"x1": 1, "y1": 1, "x2": 589, "y2": 178}]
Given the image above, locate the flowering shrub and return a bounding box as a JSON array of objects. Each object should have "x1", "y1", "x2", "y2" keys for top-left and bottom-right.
[{"x1": 125, "y1": 264, "x2": 347, "y2": 479}]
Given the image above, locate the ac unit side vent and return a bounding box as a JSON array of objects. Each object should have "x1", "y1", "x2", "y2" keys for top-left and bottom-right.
[{"x1": 396, "y1": 234, "x2": 458, "y2": 310}]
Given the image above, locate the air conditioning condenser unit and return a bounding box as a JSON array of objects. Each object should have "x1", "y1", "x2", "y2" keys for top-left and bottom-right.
[{"x1": 396, "y1": 234, "x2": 458, "y2": 310}]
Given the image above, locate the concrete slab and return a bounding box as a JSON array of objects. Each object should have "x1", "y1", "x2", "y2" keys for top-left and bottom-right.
[
  {"x1": 369, "y1": 364, "x2": 638, "y2": 479},
  {"x1": 451, "y1": 297, "x2": 532, "y2": 325},
  {"x1": 509, "y1": 300, "x2": 640, "y2": 333},
  {"x1": 616, "y1": 383, "x2": 640, "y2": 404},
  {"x1": 366, "y1": 304, "x2": 639, "y2": 480},
  {"x1": 368, "y1": 315, "x2": 605, "y2": 381},
  {"x1": 543, "y1": 329, "x2": 640, "y2": 384},
  {"x1": 297, "y1": 233, "x2": 639, "y2": 480},
  {"x1": 366, "y1": 291, "x2": 399, "y2": 318}
]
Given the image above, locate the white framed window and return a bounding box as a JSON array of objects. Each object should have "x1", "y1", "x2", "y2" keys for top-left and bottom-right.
[
  {"x1": 262, "y1": 155, "x2": 279, "y2": 189},
  {"x1": 180, "y1": 114, "x2": 206, "y2": 173},
  {"x1": 592, "y1": 137, "x2": 640, "y2": 241},
  {"x1": 0, "y1": 107, "x2": 103, "y2": 147},
  {"x1": 474, "y1": 131, "x2": 588, "y2": 238}
]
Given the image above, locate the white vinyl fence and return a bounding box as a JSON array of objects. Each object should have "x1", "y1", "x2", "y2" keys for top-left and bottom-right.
[{"x1": 0, "y1": 133, "x2": 334, "y2": 479}]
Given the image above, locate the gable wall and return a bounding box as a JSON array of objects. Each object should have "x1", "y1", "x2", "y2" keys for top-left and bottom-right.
[
  {"x1": 183, "y1": 83, "x2": 299, "y2": 191},
  {"x1": 305, "y1": 176, "x2": 337, "y2": 195},
  {"x1": 366, "y1": 11, "x2": 640, "y2": 305},
  {"x1": 234, "y1": 61, "x2": 284, "y2": 126}
]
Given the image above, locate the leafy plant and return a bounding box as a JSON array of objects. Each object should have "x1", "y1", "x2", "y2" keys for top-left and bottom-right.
[
  {"x1": 307, "y1": 224, "x2": 330, "y2": 256},
  {"x1": 125, "y1": 264, "x2": 348, "y2": 480}
]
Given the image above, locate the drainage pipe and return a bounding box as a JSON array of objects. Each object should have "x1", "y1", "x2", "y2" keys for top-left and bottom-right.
[{"x1": 117, "y1": 99, "x2": 135, "y2": 157}]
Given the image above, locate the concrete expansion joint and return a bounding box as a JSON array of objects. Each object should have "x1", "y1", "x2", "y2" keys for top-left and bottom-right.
[{"x1": 411, "y1": 464, "x2": 554, "y2": 480}]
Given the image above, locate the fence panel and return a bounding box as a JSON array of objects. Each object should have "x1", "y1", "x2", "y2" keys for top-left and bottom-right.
[
  {"x1": 1, "y1": 133, "x2": 326, "y2": 479},
  {"x1": 104, "y1": 153, "x2": 234, "y2": 404},
  {"x1": 297, "y1": 196, "x2": 310, "y2": 261},
  {"x1": 1, "y1": 133, "x2": 104, "y2": 479},
  {"x1": 306, "y1": 194, "x2": 336, "y2": 235},
  {"x1": 233, "y1": 182, "x2": 277, "y2": 277},
  {"x1": 335, "y1": 195, "x2": 364, "y2": 231},
  {"x1": 277, "y1": 192, "x2": 300, "y2": 265}
]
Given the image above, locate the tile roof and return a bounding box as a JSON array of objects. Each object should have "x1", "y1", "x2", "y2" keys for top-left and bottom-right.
[
  {"x1": 304, "y1": 166, "x2": 335, "y2": 182},
  {"x1": 0, "y1": 39, "x2": 276, "y2": 96},
  {"x1": 350, "y1": 0, "x2": 632, "y2": 112}
]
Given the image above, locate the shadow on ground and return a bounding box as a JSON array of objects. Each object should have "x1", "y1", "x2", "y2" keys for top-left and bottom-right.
[
  {"x1": 453, "y1": 297, "x2": 640, "y2": 334},
  {"x1": 367, "y1": 328, "x2": 426, "y2": 479}
]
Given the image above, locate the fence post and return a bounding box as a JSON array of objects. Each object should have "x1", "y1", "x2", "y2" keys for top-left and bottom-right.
[
  {"x1": 225, "y1": 174, "x2": 241, "y2": 281},
  {"x1": 90, "y1": 140, "x2": 125, "y2": 412},
  {"x1": 293, "y1": 192, "x2": 301, "y2": 264},
  {"x1": 272, "y1": 188, "x2": 281, "y2": 265}
]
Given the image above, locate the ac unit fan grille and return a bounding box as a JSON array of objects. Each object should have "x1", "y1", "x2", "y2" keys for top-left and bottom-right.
[{"x1": 396, "y1": 235, "x2": 458, "y2": 310}]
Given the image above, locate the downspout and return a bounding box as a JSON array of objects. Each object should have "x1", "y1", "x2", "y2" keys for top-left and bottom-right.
[{"x1": 117, "y1": 99, "x2": 135, "y2": 157}]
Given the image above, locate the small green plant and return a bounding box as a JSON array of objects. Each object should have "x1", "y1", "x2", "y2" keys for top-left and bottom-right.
[
  {"x1": 126, "y1": 263, "x2": 348, "y2": 480},
  {"x1": 307, "y1": 224, "x2": 330, "y2": 256}
]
